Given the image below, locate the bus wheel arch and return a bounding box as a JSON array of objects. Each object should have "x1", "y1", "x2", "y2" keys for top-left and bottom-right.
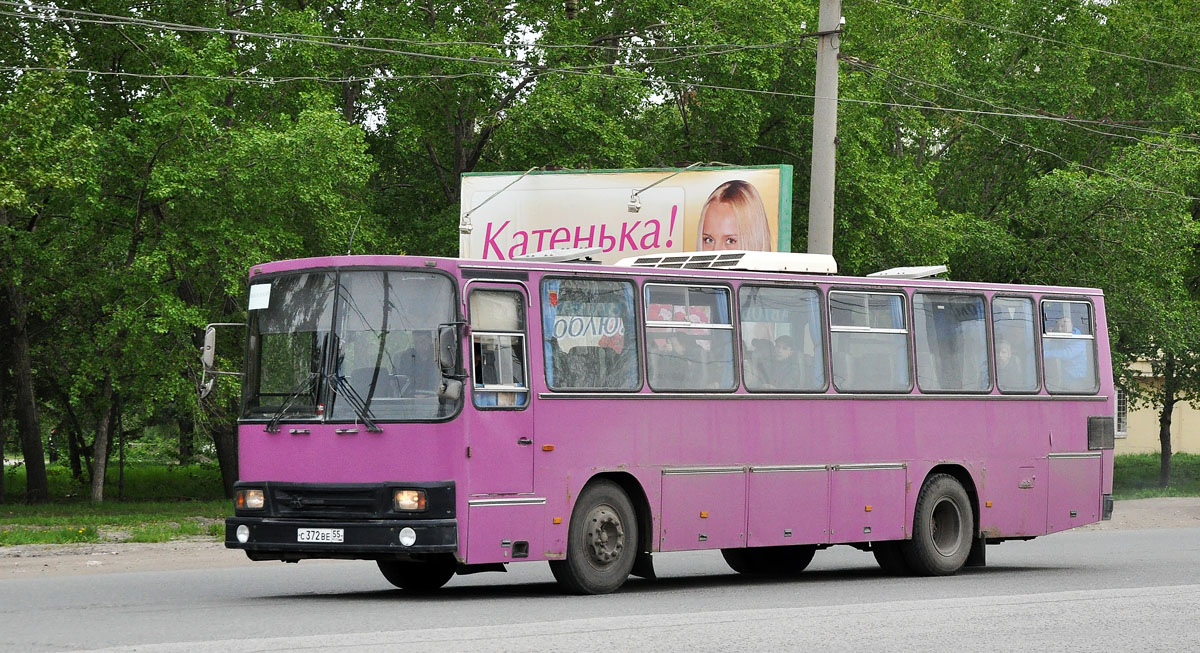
[
  {"x1": 550, "y1": 476, "x2": 643, "y2": 594},
  {"x1": 923, "y1": 464, "x2": 981, "y2": 541},
  {"x1": 902, "y1": 468, "x2": 977, "y2": 576}
]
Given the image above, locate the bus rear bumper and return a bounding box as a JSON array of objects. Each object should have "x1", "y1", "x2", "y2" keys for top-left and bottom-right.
[{"x1": 225, "y1": 517, "x2": 457, "y2": 561}]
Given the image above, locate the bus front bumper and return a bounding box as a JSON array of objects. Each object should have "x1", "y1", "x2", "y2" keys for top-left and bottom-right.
[{"x1": 225, "y1": 517, "x2": 458, "y2": 561}]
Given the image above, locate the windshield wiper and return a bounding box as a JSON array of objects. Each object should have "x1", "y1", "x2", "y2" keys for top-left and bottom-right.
[
  {"x1": 329, "y1": 374, "x2": 382, "y2": 433},
  {"x1": 265, "y1": 373, "x2": 319, "y2": 433}
]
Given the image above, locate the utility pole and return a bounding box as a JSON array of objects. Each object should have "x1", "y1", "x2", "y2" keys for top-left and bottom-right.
[{"x1": 807, "y1": 0, "x2": 841, "y2": 256}]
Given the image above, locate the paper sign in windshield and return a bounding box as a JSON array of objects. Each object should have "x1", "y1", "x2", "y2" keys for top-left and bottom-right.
[{"x1": 248, "y1": 284, "x2": 271, "y2": 310}]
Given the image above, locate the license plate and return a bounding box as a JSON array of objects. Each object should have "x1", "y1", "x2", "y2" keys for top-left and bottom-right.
[{"x1": 297, "y1": 528, "x2": 344, "y2": 543}]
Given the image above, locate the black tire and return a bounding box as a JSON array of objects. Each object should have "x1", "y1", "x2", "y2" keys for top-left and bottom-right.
[
  {"x1": 377, "y1": 555, "x2": 457, "y2": 591},
  {"x1": 722, "y1": 545, "x2": 816, "y2": 576},
  {"x1": 901, "y1": 474, "x2": 974, "y2": 576},
  {"x1": 549, "y1": 480, "x2": 639, "y2": 595},
  {"x1": 872, "y1": 541, "x2": 912, "y2": 575}
]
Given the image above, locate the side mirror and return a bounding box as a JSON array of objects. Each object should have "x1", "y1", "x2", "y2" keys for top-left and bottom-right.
[
  {"x1": 199, "y1": 377, "x2": 215, "y2": 400},
  {"x1": 437, "y1": 324, "x2": 459, "y2": 373},
  {"x1": 438, "y1": 378, "x2": 463, "y2": 401},
  {"x1": 201, "y1": 326, "x2": 217, "y2": 371}
]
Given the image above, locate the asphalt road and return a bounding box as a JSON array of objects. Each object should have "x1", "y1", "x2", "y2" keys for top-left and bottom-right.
[{"x1": 3, "y1": 526, "x2": 1198, "y2": 652}]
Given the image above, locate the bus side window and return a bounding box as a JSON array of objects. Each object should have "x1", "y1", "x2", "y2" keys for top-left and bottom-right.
[
  {"x1": 992, "y1": 296, "x2": 1038, "y2": 392},
  {"x1": 645, "y1": 284, "x2": 736, "y2": 392},
  {"x1": 829, "y1": 291, "x2": 910, "y2": 393},
  {"x1": 739, "y1": 286, "x2": 826, "y2": 392},
  {"x1": 541, "y1": 279, "x2": 641, "y2": 391},
  {"x1": 1041, "y1": 299, "x2": 1097, "y2": 394},
  {"x1": 913, "y1": 293, "x2": 989, "y2": 392},
  {"x1": 469, "y1": 290, "x2": 528, "y2": 408}
]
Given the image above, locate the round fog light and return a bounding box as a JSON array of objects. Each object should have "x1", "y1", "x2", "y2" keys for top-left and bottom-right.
[
  {"x1": 236, "y1": 524, "x2": 250, "y2": 543},
  {"x1": 398, "y1": 527, "x2": 417, "y2": 547}
]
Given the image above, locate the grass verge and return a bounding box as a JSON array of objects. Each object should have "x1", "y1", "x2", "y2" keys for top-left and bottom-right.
[
  {"x1": 0, "y1": 500, "x2": 229, "y2": 546},
  {"x1": 2, "y1": 464, "x2": 228, "y2": 546},
  {"x1": 1112, "y1": 453, "x2": 1200, "y2": 499}
]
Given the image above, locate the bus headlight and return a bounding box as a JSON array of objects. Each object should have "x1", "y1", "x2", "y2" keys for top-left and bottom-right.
[
  {"x1": 393, "y1": 489, "x2": 426, "y2": 511},
  {"x1": 235, "y1": 489, "x2": 265, "y2": 510},
  {"x1": 236, "y1": 524, "x2": 250, "y2": 543}
]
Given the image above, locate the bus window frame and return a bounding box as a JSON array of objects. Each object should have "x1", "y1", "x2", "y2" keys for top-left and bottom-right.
[
  {"x1": 911, "y1": 291, "x2": 993, "y2": 395},
  {"x1": 736, "y1": 283, "x2": 830, "y2": 394},
  {"x1": 1039, "y1": 296, "x2": 1100, "y2": 396},
  {"x1": 827, "y1": 288, "x2": 914, "y2": 394},
  {"x1": 468, "y1": 285, "x2": 531, "y2": 412},
  {"x1": 990, "y1": 293, "x2": 1042, "y2": 395},
  {"x1": 541, "y1": 274, "x2": 644, "y2": 394},
  {"x1": 644, "y1": 281, "x2": 740, "y2": 393}
]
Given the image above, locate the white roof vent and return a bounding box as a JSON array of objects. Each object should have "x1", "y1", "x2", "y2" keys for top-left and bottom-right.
[
  {"x1": 615, "y1": 250, "x2": 838, "y2": 274},
  {"x1": 867, "y1": 265, "x2": 948, "y2": 279},
  {"x1": 514, "y1": 246, "x2": 604, "y2": 263}
]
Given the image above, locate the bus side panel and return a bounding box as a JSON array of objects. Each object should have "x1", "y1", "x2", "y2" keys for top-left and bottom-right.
[
  {"x1": 1047, "y1": 455, "x2": 1103, "y2": 533},
  {"x1": 746, "y1": 467, "x2": 830, "y2": 547},
  {"x1": 978, "y1": 460, "x2": 1048, "y2": 538},
  {"x1": 828, "y1": 466, "x2": 907, "y2": 543},
  {"x1": 660, "y1": 471, "x2": 746, "y2": 551},
  {"x1": 464, "y1": 502, "x2": 546, "y2": 564}
]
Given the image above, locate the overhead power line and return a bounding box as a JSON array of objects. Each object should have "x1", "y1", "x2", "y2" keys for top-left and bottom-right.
[
  {"x1": 862, "y1": 0, "x2": 1200, "y2": 75},
  {"x1": 851, "y1": 61, "x2": 1200, "y2": 203},
  {"x1": 844, "y1": 57, "x2": 1200, "y2": 151}
]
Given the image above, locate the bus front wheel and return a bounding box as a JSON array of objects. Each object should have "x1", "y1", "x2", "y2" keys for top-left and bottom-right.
[
  {"x1": 902, "y1": 474, "x2": 974, "y2": 576},
  {"x1": 377, "y1": 555, "x2": 457, "y2": 591},
  {"x1": 549, "y1": 480, "x2": 639, "y2": 595}
]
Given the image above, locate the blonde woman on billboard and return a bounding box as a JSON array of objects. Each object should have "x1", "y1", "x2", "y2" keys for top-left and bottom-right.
[{"x1": 695, "y1": 179, "x2": 774, "y2": 251}]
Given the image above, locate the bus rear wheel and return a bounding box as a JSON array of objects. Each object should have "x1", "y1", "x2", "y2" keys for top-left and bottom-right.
[
  {"x1": 377, "y1": 555, "x2": 457, "y2": 591},
  {"x1": 722, "y1": 545, "x2": 816, "y2": 576},
  {"x1": 549, "y1": 480, "x2": 639, "y2": 595},
  {"x1": 902, "y1": 474, "x2": 973, "y2": 576}
]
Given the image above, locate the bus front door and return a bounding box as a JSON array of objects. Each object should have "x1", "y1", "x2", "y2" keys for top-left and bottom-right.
[{"x1": 465, "y1": 283, "x2": 535, "y2": 494}]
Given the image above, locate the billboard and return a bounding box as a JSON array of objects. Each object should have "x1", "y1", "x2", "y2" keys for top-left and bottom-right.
[{"x1": 459, "y1": 165, "x2": 792, "y2": 265}]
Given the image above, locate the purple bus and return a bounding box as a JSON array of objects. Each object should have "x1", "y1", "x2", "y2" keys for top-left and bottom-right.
[{"x1": 215, "y1": 250, "x2": 1115, "y2": 594}]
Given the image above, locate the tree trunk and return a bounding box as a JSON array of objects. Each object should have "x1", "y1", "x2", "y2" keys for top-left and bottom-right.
[
  {"x1": 47, "y1": 380, "x2": 86, "y2": 482},
  {"x1": 4, "y1": 284, "x2": 49, "y2": 503},
  {"x1": 210, "y1": 421, "x2": 238, "y2": 498},
  {"x1": 1158, "y1": 354, "x2": 1177, "y2": 488},
  {"x1": 89, "y1": 376, "x2": 115, "y2": 503},
  {"x1": 1158, "y1": 402, "x2": 1174, "y2": 487},
  {"x1": 179, "y1": 415, "x2": 194, "y2": 464},
  {"x1": 1, "y1": 206, "x2": 49, "y2": 503}
]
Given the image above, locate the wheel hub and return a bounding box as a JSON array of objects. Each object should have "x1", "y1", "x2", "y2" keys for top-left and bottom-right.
[
  {"x1": 930, "y1": 497, "x2": 964, "y2": 557},
  {"x1": 585, "y1": 504, "x2": 625, "y2": 566}
]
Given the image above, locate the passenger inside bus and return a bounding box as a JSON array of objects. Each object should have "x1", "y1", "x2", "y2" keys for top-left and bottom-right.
[{"x1": 994, "y1": 338, "x2": 1027, "y2": 390}]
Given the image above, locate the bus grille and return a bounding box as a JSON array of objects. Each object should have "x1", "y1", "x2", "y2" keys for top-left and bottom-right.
[{"x1": 270, "y1": 485, "x2": 382, "y2": 519}]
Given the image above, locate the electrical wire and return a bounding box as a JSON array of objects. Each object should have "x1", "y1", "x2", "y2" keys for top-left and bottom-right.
[
  {"x1": 844, "y1": 57, "x2": 1200, "y2": 151},
  {"x1": 861, "y1": 0, "x2": 1200, "y2": 75},
  {"x1": 0, "y1": 3, "x2": 821, "y2": 77},
  {"x1": 852, "y1": 62, "x2": 1200, "y2": 202}
]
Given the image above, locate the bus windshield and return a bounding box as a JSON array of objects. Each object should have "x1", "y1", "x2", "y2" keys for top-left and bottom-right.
[{"x1": 241, "y1": 269, "x2": 459, "y2": 422}]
